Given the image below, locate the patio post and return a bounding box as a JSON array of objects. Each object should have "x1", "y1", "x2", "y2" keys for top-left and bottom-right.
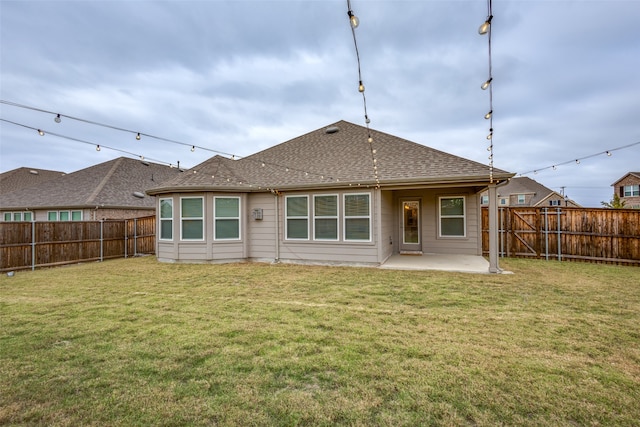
[{"x1": 488, "y1": 183, "x2": 501, "y2": 273}]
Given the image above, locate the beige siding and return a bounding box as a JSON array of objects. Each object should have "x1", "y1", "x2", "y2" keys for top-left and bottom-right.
[
  {"x1": 379, "y1": 189, "x2": 394, "y2": 261},
  {"x1": 393, "y1": 188, "x2": 481, "y2": 256},
  {"x1": 247, "y1": 193, "x2": 277, "y2": 261},
  {"x1": 276, "y1": 189, "x2": 380, "y2": 265}
]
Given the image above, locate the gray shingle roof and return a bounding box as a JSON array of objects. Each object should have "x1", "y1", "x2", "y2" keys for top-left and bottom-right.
[
  {"x1": 0, "y1": 157, "x2": 182, "y2": 210},
  {"x1": 496, "y1": 177, "x2": 558, "y2": 205},
  {"x1": 148, "y1": 120, "x2": 513, "y2": 194},
  {"x1": 0, "y1": 167, "x2": 66, "y2": 195},
  {"x1": 611, "y1": 172, "x2": 640, "y2": 186}
]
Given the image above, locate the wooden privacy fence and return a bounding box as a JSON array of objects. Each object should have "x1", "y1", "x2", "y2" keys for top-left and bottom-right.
[
  {"x1": 482, "y1": 207, "x2": 640, "y2": 265},
  {"x1": 0, "y1": 216, "x2": 155, "y2": 272}
]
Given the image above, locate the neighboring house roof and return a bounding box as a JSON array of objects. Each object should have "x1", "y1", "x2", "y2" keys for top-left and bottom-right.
[
  {"x1": 611, "y1": 172, "x2": 640, "y2": 186},
  {"x1": 0, "y1": 167, "x2": 66, "y2": 195},
  {"x1": 0, "y1": 157, "x2": 182, "y2": 210},
  {"x1": 495, "y1": 176, "x2": 568, "y2": 205},
  {"x1": 148, "y1": 120, "x2": 513, "y2": 194}
]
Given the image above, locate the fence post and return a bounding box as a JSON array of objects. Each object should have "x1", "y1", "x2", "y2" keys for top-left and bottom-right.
[
  {"x1": 544, "y1": 207, "x2": 549, "y2": 260},
  {"x1": 124, "y1": 219, "x2": 128, "y2": 259},
  {"x1": 31, "y1": 221, "x2": 36, "y2": 271},
  {"x1": 134, "y1": 218, "x2": 138, "y2": 256},
  {"x1": 100, "y1": 220, "x2": 104, "y2": 262},
  {"x1": 557, "y1": 208, "x2": 562, "y2": 261}
]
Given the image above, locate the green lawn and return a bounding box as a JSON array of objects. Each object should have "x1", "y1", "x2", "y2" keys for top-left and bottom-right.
[{"x1": 1, "y1": 257, "x2": 639, "y2": 426}]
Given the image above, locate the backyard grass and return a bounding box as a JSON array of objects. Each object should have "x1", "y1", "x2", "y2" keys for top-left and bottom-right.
[{"x1": 1, "y1": 257, "x2": 639, "y2": 426}]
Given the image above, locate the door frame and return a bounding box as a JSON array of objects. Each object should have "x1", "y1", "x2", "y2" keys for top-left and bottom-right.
[{"x1": 399, "y1": 198, "x2": 422, "y2": 254}]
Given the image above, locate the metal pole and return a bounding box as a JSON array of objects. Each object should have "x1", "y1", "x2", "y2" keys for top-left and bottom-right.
[
  {"x1": 557, "y1": 208, "x2": 562, "y2": 261},
  {"x1": 499, "y1": 207, "x2": 504, "y2": 257},
  {"x1": 544, "y1": 207, "x2": 549, "y2": 260},
  {"x1": 31, "y1": 221, "x2": 36, "y2": 271},
  {"x1": 100, "y1": 220, "x2": 104, "y2": 262},
  {"x1": 488, "y1": 183, "x2": 500, "y2": 273},
  {"x1": 134, "y1": 218, "x2": 138, "y2": 256}
]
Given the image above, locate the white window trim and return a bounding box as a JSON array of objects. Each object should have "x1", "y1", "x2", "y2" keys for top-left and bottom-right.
[
  {"x1": 213, "y1": 196, "x2": 241, "y2": 241},
  {"x1": 343, "y1": 192, "x2": 372, "y2": 242},
  {"x1": 48, "y1": 211, "x2": 58, "y2": 221},
  {"x1": 180, "y1": 196, "x2": 205, "y2": 241},
  {"x1": 159, "y1": 198, "x2": 173, "y2": 241},
  {"x1": 624, "y1": 185, "x2": 640, "y2": 197},
  {"x1": 517, "y1": 194, "x2": 526, "y2": 205},
  {"x1": 285, "y1": 195, "x2": 309, "y2": 240},
  {"x1": 438, "y1": 196, "x2": 467, "y2": 238},
  {"x1": 313, "y1": 194, "x2": 339, "y2": 241}
]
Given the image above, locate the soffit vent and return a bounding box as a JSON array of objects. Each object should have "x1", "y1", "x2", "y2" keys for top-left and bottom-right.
[{"x1": 325, "y1": 126, "x2": 340, "y2": 134}]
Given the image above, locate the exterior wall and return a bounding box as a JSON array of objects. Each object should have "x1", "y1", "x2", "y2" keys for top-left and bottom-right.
[
  {"x1": 616, "y1": 175, "x2": 640, "y2": 208},
  {"x1": 276, "y1": 189, "x2": 380, "y2": 266},
  {"x1": 392, "y1": 187, "x2": 481, "y2": 256},
  {"x1": 378, "y1": 189, "x2": 394, "y2": 262},
  {"x1": 247, "y1": 192, "x2": 277, "y2": 261},
  {"x1": 154, "y1": 186, "x2": 483, "y2": 265}
]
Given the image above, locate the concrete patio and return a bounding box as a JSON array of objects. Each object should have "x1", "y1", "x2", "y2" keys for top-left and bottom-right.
[{"x1": 380, "y1": 253, "x2": 492, "y2": 274}]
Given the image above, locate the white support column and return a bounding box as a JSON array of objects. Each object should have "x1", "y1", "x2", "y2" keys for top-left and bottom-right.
[{"x1": 488, "y1": 183, "x2": 501, "y2": 273}]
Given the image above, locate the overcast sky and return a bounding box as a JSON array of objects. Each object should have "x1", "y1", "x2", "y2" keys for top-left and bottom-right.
[{"x1": 1, "y1": 0, "x2": 639, "y2": 207}]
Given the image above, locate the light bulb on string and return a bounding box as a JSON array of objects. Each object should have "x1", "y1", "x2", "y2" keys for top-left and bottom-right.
[
  {"x1": 358, "y1": 80, "x2": 365, "y2": 93},
  {"x1": 486, "y1": 128, "x2": 493, "y2": 140},
  {"x1": 136, "y1": 133, "x2": 141, "y2": 141},
  {"x1": 478, "y1": 15, "x2": 492, "y2": 35},
  {"x1": 606, "y1": 151, "x2": 612, "y2": 156},
  {"x1": 368, "y1": 136, "x2": 373, "y2": 143},
  {"x1": 38, "y1": 129, "x2": 44, "y2": 136},
  {"x1": 481, "y1": 78, "x2": 492, "y2": 90},
  {"x1": 484, "y1": 110, "x2": 492, "y2": 120},
  {"x1": 552, "y1": 165, "x2": 557, "y2": 170},
  {"x1": 191, "y1": 146, "x2": 195, "y2": 152},
  {"x1": 348, "y1": 10, "x2": 359, "y2": 28},
  {"x1": 96, "y1": 145, "x2": 101, "y2": 151},
  {"x1": 575, "y1": 159, "x2": 580, "y2": 164},
  {"x1": 54, "y1": 114, "x2": 61, "y2": 123}
]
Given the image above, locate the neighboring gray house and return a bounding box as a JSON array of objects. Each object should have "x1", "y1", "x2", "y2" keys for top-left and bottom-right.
[
  {"x1": 0, "y1": 157, "x2": 182, "y2": 222},
  {"x1": 479, "y1": 176, "x2": 582, "y2": 208},
  {"x1": 611, "y1": 172, "x2": 640, "y2": 209},
  {"x1": 0, "y1": 167, "x2": 66, "y2": 195},
  {"x1": 147, "y1": 120, "x2": 514, "y2": 267}
]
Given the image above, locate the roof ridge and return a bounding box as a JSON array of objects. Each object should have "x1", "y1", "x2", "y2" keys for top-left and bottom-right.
[{"x1": 86, "y1": 158, "x2": 123, "y2": 204}]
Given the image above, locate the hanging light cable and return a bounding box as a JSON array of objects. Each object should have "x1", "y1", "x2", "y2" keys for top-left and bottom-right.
[
  {"x1": 480, "y1": 0, "x2": 494, "y2": 182},
  {"x1": 346, "y1": 0, "x2": 379, "y2": 187}
]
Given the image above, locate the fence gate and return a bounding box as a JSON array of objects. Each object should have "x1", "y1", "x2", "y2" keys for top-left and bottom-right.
[{"x1": 508, "y1": 209, "x2": 539, "y2": 258}]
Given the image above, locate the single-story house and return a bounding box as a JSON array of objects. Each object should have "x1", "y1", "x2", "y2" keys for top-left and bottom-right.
[
  {"x1": 479, "y1": 176, "x2": 582, "y2": 208},
  {"x1": 0, "y1": 157, "x2": 182, "y2": 222},
  {"x1": 147, "y1": 120, "x2": 514, "y2": 268},
  {"x1": 611, "y1": 172, "x2": 640, "y2": 209}
]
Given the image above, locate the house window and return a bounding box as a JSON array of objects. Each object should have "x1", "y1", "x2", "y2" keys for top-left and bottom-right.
[
  {"x1": 344, "y1": 193, "x2": 370, "y2": 241},
  {"x1": 549, "y1": 200, "x2": 562, "y2": 206},
  {"x1": 481, "y1": 195, "x2": 489, "y2": 205},
  {"x1": 314, "y1": 195, "x2": 338, "y2": 240},
  {"x1": 499, "y1": 198, "x2": 506, "y2": 205},
  {"x1": 214, "y1": 197, "x2": 240, "y2": 240},
  {"x1": 517, "y1": 194, "x2": 526, "y2": 205},
  {"x1": 46, "y1": 211, "x2": 82, "y2": 221},
  {"x1": 159, "y1": 198, "x2": 173, "y2": 240},
  {"x1": 286, "y1": 196, "x2": 309, "y2": 240},
  {"x1": 181, "y1": 197, "x2": 204, "y2": 240},
  {"x1": 623, "y1": 185, "x2": 640, "y2": 197},
  {"x1": 439, "y1": 196, "x2": 466, "y2": 237},
  {"x1": 2, "y1": 212, "x2": 33, "y2": 222}
]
